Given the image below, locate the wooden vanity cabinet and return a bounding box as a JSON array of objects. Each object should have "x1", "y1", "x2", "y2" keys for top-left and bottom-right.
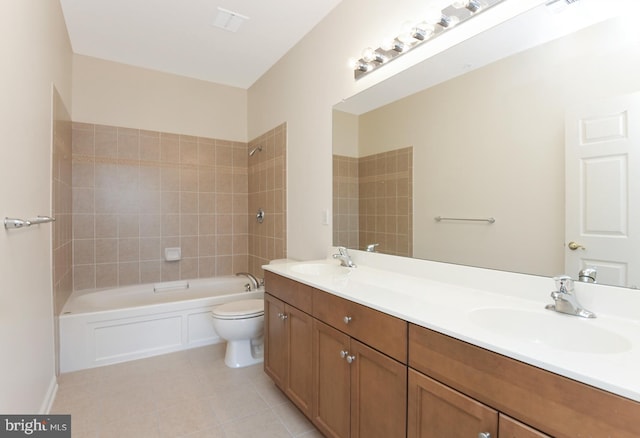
[
  {"x1": 312, "y1": 291, "x2": 408, "y2": 438},
  {"x1": 408, "y1": 369, "x2": 551, "y2": 438},
  {"x1": 409, "y1": 323, "x2": 640, "y2": 438},
  {"x1": 408, "y1": 368, "x2": 497, "y2": 438},
  {"x1": 264, "y1": 273, "x2": 314, "y2": 418}
]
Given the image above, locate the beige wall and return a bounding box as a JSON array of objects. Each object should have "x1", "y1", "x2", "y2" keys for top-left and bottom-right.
[
  {"x1": 0, "y1": 0, "x2": 72, "y2": 412},
  {"x1": 356, "y1": 17, "x2": 640, "y2": 277},
  {"x1": 72, "y1": 55, "x2": 248, "y2": 141}
]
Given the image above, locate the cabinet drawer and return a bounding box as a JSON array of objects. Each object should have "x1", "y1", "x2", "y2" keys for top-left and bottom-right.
[
  {"x1": 313, "y1": 289, "x2": 407, "y2": 363},
  {"x1": 409, "y1": 323, "x2": 640, "y2": 438},
  {"x1": 264, "y1": 271, "x2": 313, "y2": 314}
]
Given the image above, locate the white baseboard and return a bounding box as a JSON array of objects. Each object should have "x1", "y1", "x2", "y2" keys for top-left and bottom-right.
[{"x1": 39, "y1": 375, "x2": 58, "y2": 414}]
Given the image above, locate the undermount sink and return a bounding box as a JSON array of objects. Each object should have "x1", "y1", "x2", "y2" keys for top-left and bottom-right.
[
  {"x1": 289, "y1": 263, "x2": 350, "y2": 276},
  {"x1": 469, "y1": 307, "x2": 632, "y2": 355}
]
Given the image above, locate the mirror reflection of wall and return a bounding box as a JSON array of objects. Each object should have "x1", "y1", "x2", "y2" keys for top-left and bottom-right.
[{"x1": 333, "y1": 15, "x2": 640, "y2": 285}]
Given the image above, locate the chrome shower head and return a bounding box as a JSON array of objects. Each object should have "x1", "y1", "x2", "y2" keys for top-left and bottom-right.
[{"x1": 248, "y1": 145, "x2": 262, "y2": 156}]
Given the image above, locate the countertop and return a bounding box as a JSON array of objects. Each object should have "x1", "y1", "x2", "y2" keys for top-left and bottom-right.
[{"x1": 263, "y1": 254, "x2": 640, "y2": 403}]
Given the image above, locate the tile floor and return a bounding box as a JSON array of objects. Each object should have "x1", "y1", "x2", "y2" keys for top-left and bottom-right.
[{"x1": 51, "y1": 344, "x2": 322, "y2": 437}]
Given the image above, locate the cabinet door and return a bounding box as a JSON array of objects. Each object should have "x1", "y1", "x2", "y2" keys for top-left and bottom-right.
[
  {"x1": 408, "y1": 369, "x2": 498, "y2": 438},
  {"x1": 313, "y1": 319, "x2": 351, "y2": 438},
  {"x1": 285, "y1": 304, "x2": 313, "y2": 418},
  {"x1": 264, "y1": 293, "x2": 286, "y2": 388},
  {"x1": 499, "y1": 414, "x2": 551, "y2": 438},
  {"x1": 350, "y1": 339, "x2": 407, "y2": 438}
]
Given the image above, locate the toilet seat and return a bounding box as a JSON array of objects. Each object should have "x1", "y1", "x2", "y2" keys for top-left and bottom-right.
[{"x1": 212, "y1": 299, "x2": 264, "y2": 320}]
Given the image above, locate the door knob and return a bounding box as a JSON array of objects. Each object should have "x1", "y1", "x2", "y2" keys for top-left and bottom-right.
[{"x1": 568, "y1": 241, "x2": 585, "y2": 251}]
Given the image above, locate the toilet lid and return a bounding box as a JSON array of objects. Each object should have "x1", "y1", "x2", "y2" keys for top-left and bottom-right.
[{"x1": 212, "y1": 299, "x2": 264, "y2": 319}]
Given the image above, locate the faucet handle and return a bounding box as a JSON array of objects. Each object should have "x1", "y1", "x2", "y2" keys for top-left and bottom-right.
[{"x1": 553, "y1": 275, "x2": 574, "y2": 293}]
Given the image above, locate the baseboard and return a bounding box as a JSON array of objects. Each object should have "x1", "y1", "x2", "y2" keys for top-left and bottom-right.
[{"x1": 39, "y1": 375, "x2": 58, "y2": 414}]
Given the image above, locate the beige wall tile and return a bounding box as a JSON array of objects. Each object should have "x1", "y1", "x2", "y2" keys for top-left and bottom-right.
[{"x1": 71, "y1": 123, "x2": 285, "y2": 290}]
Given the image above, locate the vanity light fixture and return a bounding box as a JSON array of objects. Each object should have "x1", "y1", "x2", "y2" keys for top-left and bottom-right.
[{"x1": 351, "y1": 0, "x2": 506, "y2": 79}]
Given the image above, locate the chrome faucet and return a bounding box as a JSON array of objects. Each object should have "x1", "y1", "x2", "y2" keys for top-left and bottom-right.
[
  {"x1": 332, "y1": 246, "x2": 356, "y2": 268},
  {"x1": 366, "y1": 243, "x2": 379, "y2": 252},
  {"x1": 578, "y1": 267, "x2": 597, "y2": 283},
  {"x1": 545, "y1": 275, "x2": 596, "y2": 318},
  {"x1": 236, "y1": 272, "x2": 261, "y2": 290}
]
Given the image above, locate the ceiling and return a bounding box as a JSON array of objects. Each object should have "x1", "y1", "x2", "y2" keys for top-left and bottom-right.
[{"x1": 59, "y1": 0, "x2": 343, "y2": 89}]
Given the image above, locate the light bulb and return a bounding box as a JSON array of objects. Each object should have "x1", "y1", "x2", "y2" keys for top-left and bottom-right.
[
  {"x1": 424, "y1": 6, "x2": 443, "y2": 24},
  {"x1": 380, "y1": 37, "x2": 395, "y2": 51},
  {"x1": 439, "y1": 14, "x2": 460, "y2": 28},
  {"x1": 452, "y1": 0, "x2": 469, "y2": 8},
  {"x1": 398, "y1": 21, "x2": 416, "y2": 44},
  {"x1": 361, "y1": 47, "x2": 385, "y2": 63},
  {"x1": 412, "y1": 21, "x2": 435, "y2": 41},
  {"x1": 452, "y1": 0, "x2": 482, "y2": 13}
]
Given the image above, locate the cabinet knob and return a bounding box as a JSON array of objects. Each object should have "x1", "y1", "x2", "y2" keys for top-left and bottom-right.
[
  {"x1": 343, "y1": 316, "x2": 352, "y2": 324},
  {"x1": 277, "y1": 312, "x2": 288, "y2": 320},
  {"x1": 340, "y1": 350, "x2": 349, "y2": 359},
  {"x1": 478, "y1": 433, "x2": 491, "y2": 438},
  {"x1": 346, "y1": 355, "x2": 356, "y2": 364}
]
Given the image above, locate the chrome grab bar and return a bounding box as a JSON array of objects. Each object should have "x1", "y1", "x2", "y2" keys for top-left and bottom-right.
[
  {"x1": 434, "y1": 216, "x2": 495, "y2": 224},
  {"x1": 4, "y1": 216, "x2": 56, "y2": 229}
]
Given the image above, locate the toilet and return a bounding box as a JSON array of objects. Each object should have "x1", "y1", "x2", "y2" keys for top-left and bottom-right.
[{"x1": 211, "y1": 299, "x2": 264, "y2": 368}]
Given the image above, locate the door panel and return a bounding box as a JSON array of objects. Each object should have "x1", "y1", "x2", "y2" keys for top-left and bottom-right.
[
  {"x1": 407, "y1": 368, "x2": 497, "y2": 438},
  {"x1": 350, "y1": 339, "x2": 407, "y2": 438},
  {"x1": 312, "y1": 320, "x2": 350, "y2": 438},
  {"x1": 565, "y1": 92, "x2": 640, "y2": 287},
  {"x1": 286, "y1": 304, "x2": 313, "y2": 417},
  {"x1": 264, "y1": 293, "x2": 286, "y2": 387}
]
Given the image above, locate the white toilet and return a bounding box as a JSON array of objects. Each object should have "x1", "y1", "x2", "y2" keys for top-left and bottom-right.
[{"x1": 211, "y1": 299, "x2": 264, "y2": 368}]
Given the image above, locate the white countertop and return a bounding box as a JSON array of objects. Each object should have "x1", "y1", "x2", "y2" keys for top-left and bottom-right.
[{"x1": 263, "y1": 252, "x2": 640, "y2": 403}]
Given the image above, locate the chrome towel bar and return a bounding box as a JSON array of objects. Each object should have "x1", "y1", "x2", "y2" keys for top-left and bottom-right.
[
  {"x1": 434, "y1": 216, "x2": 495, "y2": 224},
  {"x1": 4, "y1": 216, "x2": 56, "y2": 229}
]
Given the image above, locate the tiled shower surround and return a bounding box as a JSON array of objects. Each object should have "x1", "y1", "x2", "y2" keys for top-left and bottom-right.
[
  {"x1": 333, "y1": 147, "x2": 413, "y2": 257},
  {"x1": 71, "y1": 122, "x2": 286, "y2": 291},
  {"x1": 247, "y1": 124, "x2": 287, "y2": 274}
]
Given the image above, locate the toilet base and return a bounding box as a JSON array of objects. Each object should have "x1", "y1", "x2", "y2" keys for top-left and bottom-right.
[{"x1": 224, "y1": 337, "x2": 264, "y2": 368}]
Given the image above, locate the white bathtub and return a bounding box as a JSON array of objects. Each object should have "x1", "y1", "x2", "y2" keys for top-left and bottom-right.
[{"x1": 59, "y1": 276, "x2": 263, "y2": 373}]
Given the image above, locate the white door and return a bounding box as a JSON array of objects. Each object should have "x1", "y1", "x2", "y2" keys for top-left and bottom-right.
[{"x1": 565, "y1": 92, "x2": 640, "y2": 288}]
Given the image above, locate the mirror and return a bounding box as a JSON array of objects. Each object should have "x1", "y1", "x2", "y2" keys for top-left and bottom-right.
[{"x1": 333, "y1": 0, "x2": 640, "y2": 288}]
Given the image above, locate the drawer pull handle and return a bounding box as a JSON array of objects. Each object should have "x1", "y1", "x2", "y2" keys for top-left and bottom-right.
[
  {"x1": 343, "y1": 316, "x2": 352, "y2": 324},
  {"x1": 478, "y1": 433, "x2": 491, "y2": 438},
  {"x1": 340, "y1": 350, "x2": 349, "y2": 359}
]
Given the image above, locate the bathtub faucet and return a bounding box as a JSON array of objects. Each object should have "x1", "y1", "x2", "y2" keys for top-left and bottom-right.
[{"x1": 236, "y1": 272, "x2": 261, "y2": 290}]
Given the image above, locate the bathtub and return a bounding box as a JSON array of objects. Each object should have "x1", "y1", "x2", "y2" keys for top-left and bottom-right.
[{"x1": 59, "y1": 276, "x2": 263, "y2": 373}]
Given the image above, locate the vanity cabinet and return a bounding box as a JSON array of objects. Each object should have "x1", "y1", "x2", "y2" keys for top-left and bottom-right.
[
  {"x1": 407, "y1": 369, "x2": 550, "y2": 438},
  {"x1": 312, "y1": 319, "x2": 407, "y2": 438},
  {"x1": 408, "y1": 368, "x2": 498, "y2": 438},
  {"x1": 264, "y1": 273, "x2": 314, "y2": 418},
  {"x1": 264, "y1": 272, "x2": 407, "y2": 438},
  {"x1": 409, "y1": 323, "x2": 640, "y2": 437},
  {"x1": 312, "y1": 289, "x2": 408, "y2": 438}
]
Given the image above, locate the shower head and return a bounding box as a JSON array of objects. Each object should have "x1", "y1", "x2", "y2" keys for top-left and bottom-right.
[{"x1": 248, "y1": 145, "x2": 262, "y2": 156}]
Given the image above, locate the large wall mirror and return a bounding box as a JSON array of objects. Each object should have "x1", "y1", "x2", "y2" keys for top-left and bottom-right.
[{"x1": 333, "y1": 0, "x2": 640, "y2": 289}]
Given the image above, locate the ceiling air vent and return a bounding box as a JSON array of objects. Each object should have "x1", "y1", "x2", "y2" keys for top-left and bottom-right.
[{"x1": 213, "y1": 7, "x2": 249, "y2": 33}]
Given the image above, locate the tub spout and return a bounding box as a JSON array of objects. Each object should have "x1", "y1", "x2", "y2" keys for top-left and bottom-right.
[{"x1": 236, "y1": 272, "x2": 260, "y2": 290}]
